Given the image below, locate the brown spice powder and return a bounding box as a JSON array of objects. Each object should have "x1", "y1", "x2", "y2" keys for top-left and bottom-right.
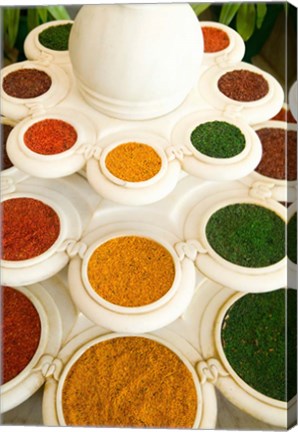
[
  {"x1": 87, "y1": 236, "x2": 175, "y2": 307},
  {"x1": 62, "y1": 337, "x2": 198, "y2": 427},
  {"x1": 105, "y1": 142, "x2": 162, "y2": 182},
  {"x1": 256, "y1": 128, "x2": 297, "y2": 180},
  {"x1": 202, "y1": 26, "x2": 230, "y2": 53},
  {"x1": 218, "y1": 69, "x2": 269, "y2": 102},
  {"x1": 1, "y1": 124, "x2": 14, "y2": 170},
  {"x1": 2, "y1": 69, "x2": 52, "y2": 99}
]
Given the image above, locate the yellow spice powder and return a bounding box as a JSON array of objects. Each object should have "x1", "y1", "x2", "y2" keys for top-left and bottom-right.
[
  {"x1": 105, "y1": 142, "x2": 162, "y2": 182},
  {"x1": 87, "y1": 236, "x2": 175, "y2": 307},
  {"x1": 62, "y1": 336, "x2": 198, "y2": 427}
]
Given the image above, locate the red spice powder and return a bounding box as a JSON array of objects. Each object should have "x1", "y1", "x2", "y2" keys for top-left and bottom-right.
[
  {"x1": 1, "y1": 197, "x2": 61, "y2": 261},
  {"x1": 202, "y1": 26, "x2": 230, "y2": 53},
  {"x1": 24, "y1": 119, "x2": 77, "y2": 155},
  {"x1": 271, "y1": 107, "x2": 297, "y2": 124},
  {"x1": 2, "y1": 69, "x2": 52, "y2": 99},
  {"x1": 256, "y1": 128, "x2": 297, "y2": 181},
  {"x1": 1, "y1": 286, "x2": 41, "y2": 384},
  {"x1": 1, "y1": 124, "x2": 14, "y2": 170},
  {"x1": 218, "y1": 69, "x2": 269, "y2": 102}
]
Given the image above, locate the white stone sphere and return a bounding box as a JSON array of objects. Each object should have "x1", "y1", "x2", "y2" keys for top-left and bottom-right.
[{"x1": 69, "y1": 4, "x2": 203, "y2": 120}]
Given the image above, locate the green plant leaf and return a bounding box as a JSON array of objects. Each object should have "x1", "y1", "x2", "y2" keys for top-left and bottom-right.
[
  {"x1": 27, "y1": 8, "x2": 40, "y2": 31},
  {"x1": 4, "y1": 8, "x2": 20, "y2": 48},
  {"x1": 219, "y1": 4, "x2": 241, "y2": 25},
  {"x1": 236, "y1": 4, "x2": 256, "y2": 41},
  {"x1": 191, "y1": 3, "x2": 211, "y2": 16},
  {"x1": 46, "y1": 6, "x2": 70, "y2": 20},
  {"x1": 37, "y1": 7, "x2": 48, "y2": 23},
  {"x1": 256, "y1": 3, "x2": 267, "y2": 29}
]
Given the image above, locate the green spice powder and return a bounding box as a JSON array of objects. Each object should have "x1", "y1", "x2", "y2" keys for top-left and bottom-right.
[
  {"x1": 190, "y1": 121, "x2": 246, "y2": 158},
  {"x1": 221, "y1": 289, "x2": 297, "y2": 402},
  {"x1": 38, "y1": 24, "x2": 72, "y2": 51},
  {"x1": 287, "y1": 212, "x2": 297, "y2": 264},
  {"x1": 206, "y1": 204, "x2": 285, "y2": 268}
]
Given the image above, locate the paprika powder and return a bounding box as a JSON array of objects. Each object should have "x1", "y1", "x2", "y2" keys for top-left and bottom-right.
[
  {"x1": 1, "y1": 197, "x2": 60, "y2": 261},
  {"x1": 1, "y1": 286, "x2": 41, "y2": 384},
  {"x1": 24, "y1": 119, "x2": 78, "y2": 155}
]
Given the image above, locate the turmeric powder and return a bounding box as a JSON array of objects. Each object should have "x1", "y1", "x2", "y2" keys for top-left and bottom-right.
[
  {"x1": 62, "y1": 336, "x2": 198, "y2": 427},
  {"x1": 87, "y1": 236, "x2": 175, "y2": 307},
  {"x1": 105, "y1": 142, "x2": 162, "y2": 182}
]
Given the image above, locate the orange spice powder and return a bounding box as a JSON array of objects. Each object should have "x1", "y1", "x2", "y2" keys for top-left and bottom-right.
[
  {"x1": 62, "y1": 336, "x2": 198, "y2": 427},
  {"x1": 202, "y1": 26, "x2": 230, "y2": 53},
  {"x1": 87, "y1": 236, "x2": 175, "y2": 307},
  {"x1": 105, "y1": 142, "x2": 162, "y2": 182}
]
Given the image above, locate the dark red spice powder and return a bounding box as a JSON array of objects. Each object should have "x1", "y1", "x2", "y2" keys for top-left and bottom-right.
[
  {"x1": 2, "y1": 69, "x2": 52, "y2": 99},
  {"x1": 271, "y1": 107, "x2": 297, "y2": 124},
  {"x1": 1, "y1": 286, "x2": 41, "y2": 384},
  {"x1": 1, "y1": 197, "x2": 61, "y2": 261},
  {"x1": 1, "y1": 124, "x2": 14, "y2": 170},
  {"x1": 218, "y1": 69, "x2": 269, "y2": 102},
  {"x1": 202, "y1": 26, "x2": 230, "y2": 53},
  {"x1": 24, "y1": 119, "x2": 78, "y2": 155},
  {"x1": 256, "y1": 128, "x2": 297, "y2": 181}
]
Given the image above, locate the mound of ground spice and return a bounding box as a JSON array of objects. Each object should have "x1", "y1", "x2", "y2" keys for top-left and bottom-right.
[
  {"x1": 105, "y1": 142, "x2": 162, "y2": 182},
  {"x1": 62, "y1": 336, "x2": 198, "y2": 427},
  {"x1": 24, "y1": 119, "x2": 78, "y2": 155},
  {"x1": 2, "y1": 69, "x2": 52, "y2": 99},
  {"x1": 38, "y1": 23, "x2": 72, "y2": 51},
  {"x1": 1, "y1": 197, "x2": 60, "y2": 261},
  {"x1": 287, "y1": 212, "x2": 297, "y2": 264},
  {"x1": 255, "y1": 128, "x2": 297, "y2": 181},
  {"x1": 1, "y1": 124, "x2": 14, "y2": 170},
  {"x1": 206, "y1": 204, "x2": 285, "y2": 268},
  {"x1": 1, "y1": 286, "x2": 41, "y2": 384},
  {"x1": 221, "y1": 288, "x2": 297, "y2": 401},
  {"x1": 202, "y1": 26, "x2": 230, "y2": 53},
  {"x1": 87, "y1": 236, "x2": 175, "y2": 307},
  {"x1": 190, "y1": 121, "x2": 245, "y2": 158},
  {"x1": 218, "y1": 69, "x2": 269, "y2": 102},
  {"x1": 271, "y1": 107, "x2": 297, "y2": 123}
]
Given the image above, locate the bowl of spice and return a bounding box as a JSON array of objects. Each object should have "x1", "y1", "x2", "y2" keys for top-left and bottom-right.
[
  {"x1": 81, "y1": 232, "x2": 180, "y2": 313},
  {"x1": 201, "y1": 21, "x2": 245, "y2": 67},
  {"x1": 217, "y1": 289, "x2": 297, "y2": 425},
  {"x1": 1, "y1": 188, "x2": 83, "y2": 287},
  {"x1": 184, "y1": 189, "x2": 287, "y2": 292},
  {"x1": 6, "y1": 109, "x2": 97, "y2": 178},
  {"x1": 43, "y1": 329, "x2": 217, "y2": 428},
  {"x1": 198, "y1": 62, "x2": 284, "y2": 124},
  {"x1": 171, "y1": 110, "x2": 262, "y2": 181},
  {"x1": 24, "y1": 20, "x2": 73, "y2": 65},
  {"x1": 287, "y1": 202, "x2": 297, "y2": 290},
  {"x1": 271, "y1": 103, "x2": 297, "y2": 123},
  {"x1": 1, "y1": 61, "x2": 70, "y2": 120},
  {"x1": 1, "y1": 284, "x2": 62, "y2": 413},
  {"x1": 289, "y1": 80, "x2": 297, "y2": 122},
  {"x1": 87, "y1": 131, "x2": 181, "y2": 205},
  {"x1": 0, "y1": 117, "x2": 30, "y2": 193},
  {"x1": 1, "y1": 117, "x2": 16, "y2": 172},
  {"x1": 242, "y1": 121, "x2": 297, "y2": 202},
  {"x1": 197, "y1": 281, "x2": 296, "y2": 427},
  {"x1": 68, "y1": 226, "x2": 196, "y2": 333}
]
